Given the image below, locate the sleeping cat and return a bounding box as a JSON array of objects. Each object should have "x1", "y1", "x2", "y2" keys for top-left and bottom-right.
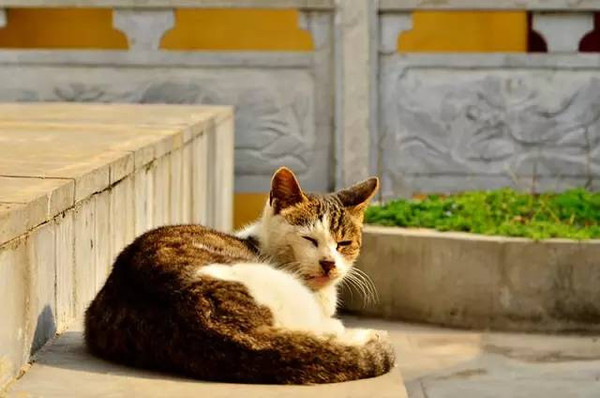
[{"x1": 84, "y1": 167, "x2": 394, "y2": 384}]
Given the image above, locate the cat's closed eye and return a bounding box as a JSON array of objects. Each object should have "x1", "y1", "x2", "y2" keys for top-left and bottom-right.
[
  {"x1": 302, "y1": 236, "x2": 318, "y2": 247},
  {"x1": 336, "y1": 241, "x2": 352, "y2": 250}
]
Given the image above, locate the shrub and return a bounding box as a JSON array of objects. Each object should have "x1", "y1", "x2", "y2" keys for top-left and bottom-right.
[{"x1": 365, "y1": 188, "x2": 600, "y2": 240}]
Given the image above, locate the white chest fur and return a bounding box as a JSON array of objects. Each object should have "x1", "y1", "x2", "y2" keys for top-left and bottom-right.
[{"x1": 198, "y1": 263, "x2": 343, "y2": 335}]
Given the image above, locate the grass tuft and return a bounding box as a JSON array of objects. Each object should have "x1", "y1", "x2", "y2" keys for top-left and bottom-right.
[{"x1": 365, "y1": 188, "x2": 600, "y2": 240}]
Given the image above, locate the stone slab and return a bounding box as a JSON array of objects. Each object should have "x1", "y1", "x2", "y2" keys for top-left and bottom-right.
[
  {"x1": 73, "y1": 199, "x2": 96, "y2": 318},
  {"x1": 26, "y1": 223, "x2": 57, "y2": 355},
  {"x1": 0, "y1": 104, "x2": 235, "y2": 392},
  {"x1": 0, "y1": 177, "x2": 74, "y2": 220},
  {"x1": 109, "y1": 176, "x2": 135, "y2": 261},
  {"x1": 345, "y1": 317, "x2": 600, "y2": 398},
  {"x1": 0, "y1": 238, "x2": 29, "y2": 390},
  {"x1": 0, "y1": 103, "x2": 232, "y2": 140},
  {"x1": 54, "y1": 211, "x2": 75, "y2": 332},
  {"x1": 0, "y1": 104, "x2": 233, "y2": 245},
  {"x1": 93, "y1": 190, "x2": 111, "y2": 291},
  {"x1": 5, "y1": 318, "x2": 406, "y2": 398},
  {"x1": 0, "y1": 201, "x2": 47, "y2": 247}
]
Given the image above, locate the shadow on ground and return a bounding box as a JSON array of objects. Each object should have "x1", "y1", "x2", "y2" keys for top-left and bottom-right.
[{"x1": 9, "y1": 319, "x2": 406, "y2": 398}]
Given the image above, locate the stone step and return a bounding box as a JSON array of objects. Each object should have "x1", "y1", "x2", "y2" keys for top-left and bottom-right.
[
  {"x1": 4, "y1": 318, "x2": 408, "y2": 398},
  {"x1": 0, "y1": 103, "x2": 234, "y2": 390}
]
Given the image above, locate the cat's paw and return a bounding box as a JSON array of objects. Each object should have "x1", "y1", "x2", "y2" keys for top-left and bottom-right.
[
  {"x1": 325, "y1": 318, "x2": 345, "y2": 335},
  {"x1": 339, "y1": 328, "x2": 388, "y2": 346}
]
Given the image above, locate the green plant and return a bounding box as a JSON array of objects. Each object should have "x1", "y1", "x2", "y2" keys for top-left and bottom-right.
[{"x1": 365, "y1": 188, "x2": 600, "y2": 240}]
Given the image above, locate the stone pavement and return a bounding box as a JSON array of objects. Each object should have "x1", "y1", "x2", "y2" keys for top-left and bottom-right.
[
  {"x1": 6, "y1": 316, "x2": 600, "y2": 398},
  {"x1": 345, "y1": 317, "x2": 600, "y2": 398}
]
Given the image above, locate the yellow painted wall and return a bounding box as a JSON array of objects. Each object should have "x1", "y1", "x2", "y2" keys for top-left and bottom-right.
[
  {"x1": 0, "y1": 9, "x2": 127, "y2": 48},
  {"x1": 0, "y1": 8, "x2": 528, "y2": 229},
  {"x1": 162, "y1": 9, "x2": 313, "y2": 51},
  {"x1": 234, "y1": 193, "x2": 269, "y2": 228},
  {"x1": 399, "y1": 11, "x2": 527, "y2": 52}
]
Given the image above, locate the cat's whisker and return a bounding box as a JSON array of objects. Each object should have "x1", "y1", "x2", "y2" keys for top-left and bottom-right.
[
  {"x1": 339, "y1": 278, "x2": 355, "y2": 302},
  {"x1": 344, "y1": 273, "x2": 370, "y2": 307},
  {"x1": 346, "y1": 269, "x2": 379, "y2": 308},
  {"x1": 344, "y1": 277, "x2": 366, "y2": 305},
  {"x1": 352, "y1": 269, "x2": 379, "y2": 305}
]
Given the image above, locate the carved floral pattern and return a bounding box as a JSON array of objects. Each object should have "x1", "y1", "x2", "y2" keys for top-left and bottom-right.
[
  {"x1": 381, "y1": 70, "x2": 600, "y2": 194},
  {"x1": 21, "y1": 77, "x2": 315, "y2": 178}
]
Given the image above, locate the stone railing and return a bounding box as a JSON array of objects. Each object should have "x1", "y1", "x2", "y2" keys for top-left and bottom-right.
[
  {"x1": 0, "y1": 0, "x2": 336, "y2": 195},
  {"x1": 0, "y1": 103, "x2": 233, "y2": 390},
  {"x1": 0, "y1": 1, "x2": 597, "y2": 198},
  {"x1": 374, "y1": 1, "x2": 600, "y2": 199}
]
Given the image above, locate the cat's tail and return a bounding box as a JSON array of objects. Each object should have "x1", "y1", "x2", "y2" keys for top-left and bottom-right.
[{"x1": 203, "y1": 327, "x2": 396, "y2": 384}]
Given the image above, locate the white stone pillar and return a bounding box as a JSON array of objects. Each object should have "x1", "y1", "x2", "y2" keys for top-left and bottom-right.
[
  {"x1": 299, "y1": 10, "x2": 334, "y2": 192},
  {"x1": 380, "y1": 13, "x2": 413, "y2": 54},
  {"x1": 335, "y1": 0, "x2": 378, "y2": 188},
  {"x1": 113, "y1": 9, "x2": 175, "y2": 51},
  {"x1": 533, "y1": 12, "x2": 594, "y2": 52}
]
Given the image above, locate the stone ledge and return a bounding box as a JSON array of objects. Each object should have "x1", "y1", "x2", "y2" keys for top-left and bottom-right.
[
  {"x1": 343, "y1": 226, "x2": 600, "y2": 333},
  {"x1": 0, "y1": 103, "x2": 233, "y2": 245},
  {"x1": 0, "y1": 103, "x2": 234, "y2": 390}
]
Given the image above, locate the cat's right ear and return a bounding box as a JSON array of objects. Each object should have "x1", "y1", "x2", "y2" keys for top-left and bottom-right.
[{"x1": 270, "y1": 167, "x2": 306, "y2": 214}]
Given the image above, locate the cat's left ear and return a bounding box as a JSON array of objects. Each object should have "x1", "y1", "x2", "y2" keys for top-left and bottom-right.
[
  {"x1": 270, "y1": 167, "x2": 307, "y2": 214},
  {"x1": 335, "y1": 177, "x2": 379, "y2": 214}
]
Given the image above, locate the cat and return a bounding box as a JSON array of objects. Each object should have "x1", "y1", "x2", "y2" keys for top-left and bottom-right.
[{"x1": 84, "y1": 167, "x2": 395, "y2": 384}]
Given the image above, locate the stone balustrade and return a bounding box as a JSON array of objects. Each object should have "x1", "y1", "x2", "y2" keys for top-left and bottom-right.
[
  {"x1": 374, "y1": 1, "x2": 600, "y2": 198},
  {"x1": 0, "y1": 103, "x2": 233, "y2": 390},
  {"x1": 0, "y1": 1, "x2": 596, "y2": 198}
]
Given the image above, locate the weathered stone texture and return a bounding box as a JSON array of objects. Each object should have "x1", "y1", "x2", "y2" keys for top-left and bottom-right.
[
  {"x1": 379, "y1": 64, "x2": 600, "y2": 198},
  {"x1": 0, "y1": 104, "x2": 233, "y2": 391}
]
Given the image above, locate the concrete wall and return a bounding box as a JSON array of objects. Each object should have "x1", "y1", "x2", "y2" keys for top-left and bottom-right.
[
  {"x1": 0, "y1": 104, "x2": 234, "y2": 390},
  {"x1": 342, "y1": 226, "x2": 600, "y2": 333}
]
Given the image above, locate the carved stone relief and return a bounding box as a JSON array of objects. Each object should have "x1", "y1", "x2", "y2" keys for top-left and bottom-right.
[
  {"x1": 0, "y1": 66, "x2": 318, "y2": 187},
  {"x1": 380, "y1": 66, "x2": 600, "y2": 197}
]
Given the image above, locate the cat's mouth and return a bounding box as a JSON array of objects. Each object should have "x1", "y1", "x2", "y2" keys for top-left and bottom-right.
[{"x1": 306, "y1": 275, "x2": 337, "y2": 288}]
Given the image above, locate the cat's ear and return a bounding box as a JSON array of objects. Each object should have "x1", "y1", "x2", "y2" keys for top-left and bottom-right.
[
  {"x1": 335, "y1": 177, "x2": 379, "y2": 214},
  {"x1": 270, "y1": 167, "x2": 306, "y2": 214}
]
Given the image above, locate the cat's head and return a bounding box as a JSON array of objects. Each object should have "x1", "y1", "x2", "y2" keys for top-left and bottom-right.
[{"x1": 259, "y1": 167, "x2": 378, "y2": 291}]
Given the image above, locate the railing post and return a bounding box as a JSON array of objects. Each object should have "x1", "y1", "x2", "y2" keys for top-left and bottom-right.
[
  {"x1": 533, "y1": 12, "x2": 594, "y2": 52},
  {"x1": 379, "y1": 13, "x2": 413, "y2": 54},
  {"x1": 113, "y1": 8, "x2": 175, "y2": 51},
  {"x1": 335, "y1": 0, "x2": 378, "y2": 189}
]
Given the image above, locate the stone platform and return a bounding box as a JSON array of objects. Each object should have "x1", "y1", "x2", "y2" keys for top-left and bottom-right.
[
  {"x1": 4, "y1": 317, "x2": 406, "y2": 398},
  {"x1": 6, "y1": 316, "x2": 600, "y2": 398},
  {"x1": 0, "y1": 103, "x2": 234, "y2": 390}
]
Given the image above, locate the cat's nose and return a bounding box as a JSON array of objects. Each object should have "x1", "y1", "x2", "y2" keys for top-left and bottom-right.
[{"x1": 319, "y1": 260, "x2": 336, "y2": 276}]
